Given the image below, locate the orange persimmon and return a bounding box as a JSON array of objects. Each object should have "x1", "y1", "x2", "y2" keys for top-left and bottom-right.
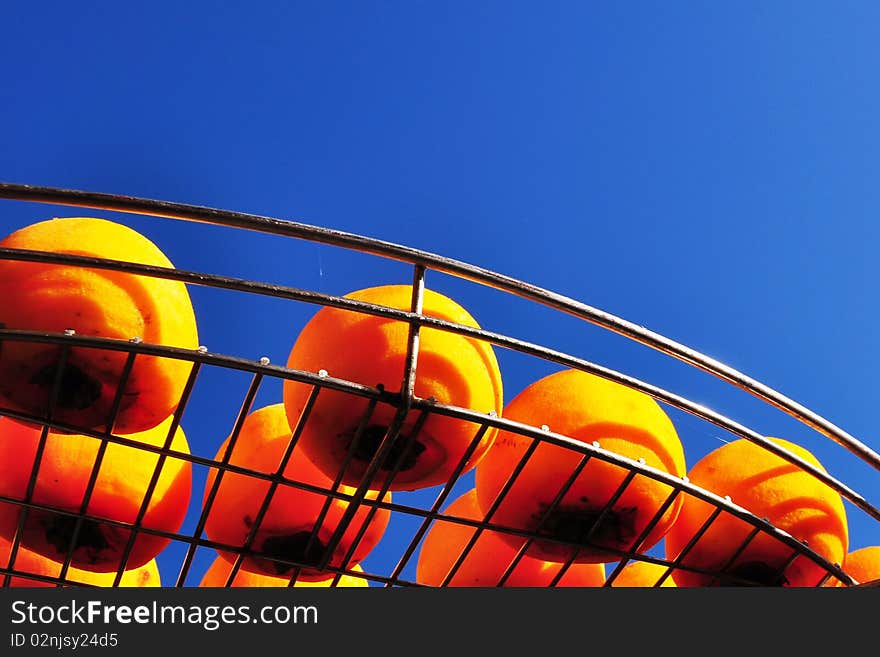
[
  {"x1": 475, "y1": 368, "x2": 686, "y2": 564},
  {"x1": 416, "y1": 489, "x2": 606, "y2": 587},
  {"x1": 202, "y1": 403, "x2": 392, "y2": 581},
  {"x1": 608, "y1": 560, "x2": 677, "y2": 587},
  {"x1": 282, "y1": 284, "x2": 504, "y2": 491},
  {"x1": 0, "y1": 217, "x2": 199, "y2": 434},
  {"x1": 1, "y1": 535, "x2": 160, "y2": 587},
  {"x1": 199, "y1": 552, "x2": 369, "y2": 587},
  {"x1": 0, "y1": 414, "x2": 192, "y2": 572},
  {"x1": 664, "y1": 437, "x2": 848, "y2": 587},
  {"x1": 828, "y1": 546, "x2": 880, "y2": 587}
]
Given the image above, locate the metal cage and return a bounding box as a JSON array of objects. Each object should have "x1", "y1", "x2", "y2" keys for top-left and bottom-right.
[{"x1": 0, "y1": 182, "x2": 877, "y2": 589}]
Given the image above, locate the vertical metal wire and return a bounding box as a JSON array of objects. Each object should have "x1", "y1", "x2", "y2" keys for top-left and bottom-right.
[
  {"x1": 706, "y1": 523, "x2": 765, "y2": 586},
  {"x1": 661, "y1": 501, "x2": 726, "y2": 584},
  {"x1": 439, "y1": 437, "x2": 542, "y2": 587},
  {"x1": 111, "y1": 356, "x2": 203, "y2": 586},
  {"x1": 773, "y1": 545, "x2": 805, "y2": 586},
  {"x1": 174, "y1": 362, "x2": 267, "y2": 587},
  {"x1": 401, "y1": 265, "x2": 426, "y2": 407},
  {"x1": 284, "y1": 394, "x2": 383, "y2": 587},
  {"x1": 499, "y1": 462, "x2": 641, "y2": 587},
  {"x1": 544, "y1": 549, "x2": 581, "y2": 588},
  {"x1": 600, "y1": 483, "x2": 684, "y2": 587},
  {"x1": 327, "y1": 409, "x2": 431, "y2": 586},
  {"x1": 816, "y1": 567, "x2": 838, "y2": 588},
  {"x1": 385, "y1": 420, "x2": 495, "y2": 586},
  {"x1": 2, "y1": 334, "x2": 74, "y2": 588},
  {"x1": 222, "y1": 383, "x2": 322, "y2": 587},
  {"x1": 56, "y1": 347, "x2": 140, "y2": 586},
  {"x1": 315, "y1": 265, "x2": 427, "y2": 572},
  {"x1": 495, "y1": 451, "x2": 594, "y2": 586}
]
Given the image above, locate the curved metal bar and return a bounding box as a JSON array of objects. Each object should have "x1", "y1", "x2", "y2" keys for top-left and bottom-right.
[
  {"x1": 1, "y1": 327, "x2": 877, "y2": 527},
  {"x1": 1, "y1": 264, "x2": 878, "y2": 528},
  {"x1": 0, "y1": 182, "x2": 877, "y2": 474},
  {"x1": 0, "y1": 182, "x2": 874, "y2": 589},
  {"x1": 0, "y1": 414, "x2": 855, "y2": 587},
  {"x1": 1, "y1": 243, "x2": 878, "y2": 525}
]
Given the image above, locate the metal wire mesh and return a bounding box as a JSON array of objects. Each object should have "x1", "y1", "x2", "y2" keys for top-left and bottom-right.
[{"x1": 0, "y1": 182, "x2": 877, "y2": 589}]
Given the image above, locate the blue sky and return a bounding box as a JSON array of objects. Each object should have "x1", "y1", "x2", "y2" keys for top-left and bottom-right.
[{"x1": 1, "y1": 2, "x2": 878, "y2": 586}]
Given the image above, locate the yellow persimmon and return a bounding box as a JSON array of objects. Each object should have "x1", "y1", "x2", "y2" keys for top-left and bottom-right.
[
  {"x1": 0, "y1": 535, "x2": 160, "y2": 587},
  {"x1": 416, "y1": 489, "x2": 606, "y2": 587},
  {"x1": 282, "y1": 284, "x2": 504, "y2": 492},
  {"x1": 0, "y1": 217, "x2": 199, "y2": 434},
  {"x1": 475, "y1": 368, "x2": 686, "y2": 564},
  {"x1": 199, "y1": 553, "x2": 369, "y2": 587},
  {"x1": 608, "y1": 560, "x2": 677, "y2": 587},
  {"x1": 665, "y1": 437, "x2": 848, "y2": 587},
  {"x1": 203, "y1": 404, "x2": 391, "y2": 581},
  {"x1": 0, "y1": 414, "x2": 192, "y2": 572}
]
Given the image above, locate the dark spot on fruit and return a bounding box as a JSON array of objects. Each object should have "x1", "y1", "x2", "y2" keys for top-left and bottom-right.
[
  {"x1": 539, "y1": 504, "x2": 638, "y2": 550},
  {"x1": 29, "y1": 361, "x2": 102, "y2": 411},
  {"x1": 260, "y1": 531, "x2": 326, "y2": 575},
  {"x1": 342, "y1": 424, "x2": 426, "y2": 472},
  {"x1": 722, "y1": 561, "x2": 789, "y2": 587},
  {"x1": 43, "y1": 514, "x2": 110, "y2": 558}
]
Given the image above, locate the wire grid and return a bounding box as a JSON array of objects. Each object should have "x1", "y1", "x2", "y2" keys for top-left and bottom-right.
[{"x1": 0, "y1": 183, "x2": 878, "y2": 589}]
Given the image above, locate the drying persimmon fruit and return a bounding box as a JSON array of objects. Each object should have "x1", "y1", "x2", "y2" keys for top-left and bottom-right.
[
  {"x1": 1, "y1": 534, "x2": 160, "y2": 587},
  {"x1": 0, "y1": 414, "x2": 192, "y2": 573},
  {"x1": 198, "y1": 552, "x2": 369, "y2": 587},
  {"x1": 609, "y1": 560, "x2": 676, "y2": 587},
  {"x1": 202, "y1": 403, "x2": 392, "y2": 581},
  {"x1": 664, "y1": 437, "x2": 848, "y2": 587},
  {"x1": 0, "y1": 216, "x2": 199, "y2": 435},
  {"x1": 282, "y1": 284, "x2": 504, "y2": 492},
  {"x1": 827, "y1": 546, "x2": 880, "y2": 587},
  {"x1": 416, "y1": 489, "x2": 606, "y2": 587},
  {"x1": 474, "y1": 368, "x2": 686, "y2": 564}
]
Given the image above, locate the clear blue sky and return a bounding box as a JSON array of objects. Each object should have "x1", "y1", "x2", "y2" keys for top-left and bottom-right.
[{"x1": 1, "y1": 1, "x2": 878, "y2": 586}]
